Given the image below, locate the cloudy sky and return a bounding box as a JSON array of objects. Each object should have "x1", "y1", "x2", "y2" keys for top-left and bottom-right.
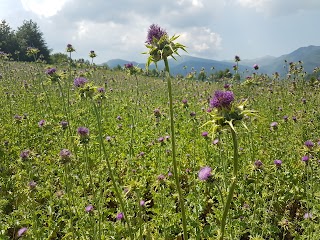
[{"x1": 1, "y1": 0, "x2": 319, "y2": 64}]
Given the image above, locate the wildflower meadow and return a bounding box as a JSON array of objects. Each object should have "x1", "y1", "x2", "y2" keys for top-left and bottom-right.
[{"x1": 1, "y1": 24, "x2": 320, "y2": 239}]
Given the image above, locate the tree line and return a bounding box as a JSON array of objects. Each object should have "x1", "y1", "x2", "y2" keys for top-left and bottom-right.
[{"x1": 0, "y1": 19, "x2": 52, "y2": 62}]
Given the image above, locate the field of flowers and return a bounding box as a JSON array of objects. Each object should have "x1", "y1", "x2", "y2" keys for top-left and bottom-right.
[
  {"x1": 1, "y1": 24, "x2": 320, "y2": 240},
  {"x1": 1, "y1": 54, "x2": 320, "y2": 240}
]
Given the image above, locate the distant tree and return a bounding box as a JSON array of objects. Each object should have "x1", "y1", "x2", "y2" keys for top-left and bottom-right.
[
  {"x1": 113, "y1": 64, "x2": 122, "y2": 71},
  {"x1": 0, "y1": 20, "x2": 19, "y2": 57},
  {"x1": 15, "y1": 20, "x2": 51, "y2": 62},
  {"x1": 50, "y1": 52, "x2": 69, "y2": 64}
]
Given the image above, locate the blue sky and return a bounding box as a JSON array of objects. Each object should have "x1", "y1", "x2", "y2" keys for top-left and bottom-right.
[{"x1": 1, "y1": 0, "x2": 319, "y2": 64}]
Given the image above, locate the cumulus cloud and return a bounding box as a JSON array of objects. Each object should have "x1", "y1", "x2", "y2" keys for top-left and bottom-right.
[
  {"x1": 20, "y1": 0, "x2": 70, "y2": 18},
  {"x1": 179, "y1": 27, "x2": 222, "y2": 57},
  {"x1": 236, "y1": 0, "x2": 320, "y2": 15}
]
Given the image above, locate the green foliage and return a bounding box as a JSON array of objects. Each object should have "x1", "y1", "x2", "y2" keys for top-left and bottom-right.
[{"x1": 49, "y1": 52, "x2": 69, "y2": 64}]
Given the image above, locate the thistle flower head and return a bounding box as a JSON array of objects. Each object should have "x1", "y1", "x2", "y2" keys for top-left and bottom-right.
[
  {"x1": 253, "y1": 64, "x2": 259, "y2": 70},
  {"x1": 235, "y1": 55, "x2": 241, "y2": 62},
  {"x1": 124, "y1": 62, "x2": 139, "y2": 75},
  {"x1": 198, "y1": 166, "x2": 212, "y2": 181},
  {"x1": 85, "y1": 205, "x2": 94, "y2": 213},
  {"x1": 45, "y1": 67, "x2": 56, "y2": 75},
  {"x1": 304, "y1": 140, "x2": 314, "y2": 149},
  {"x1": 143, "y1": 24, "x2": 187, "y2": 70},
  {"x1": 274, "y1": 159, "x2": 282, "y2": 167},
  {"x1": 66, "y1": 44, "x2": 75, "y2": 52},
  {"x1": 116, "y1": 212, "x2": 124, "y2": 221},
  {"x1": 89, "y1": 50, "x2": 97, "y2": 58},
  {"x1": 202, "y1": 91, "x2": 258, "y2": 136},
  {"x1": 74, "y1": 77, "x2": 88, "y2": 87},
  {"x1": 146, "y1": 24, "x2": 168, "y2": 45},
  {"x1": 17, "y1": 227, "x2": 28, "y2": 237},
  {"x1": 210, "y1": 90, "x2": 234, "y2": 110}
]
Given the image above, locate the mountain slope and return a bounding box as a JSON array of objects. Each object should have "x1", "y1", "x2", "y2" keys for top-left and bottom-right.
[{"x1": 102, "y1": 45, "x2": 320, "y2": 76}]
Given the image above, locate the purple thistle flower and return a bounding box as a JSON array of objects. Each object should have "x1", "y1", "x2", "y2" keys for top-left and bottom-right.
[
  {"x1": 270, "y1": 122, "x2": 278, "y2": 129},
  {"x1": 224, "y1": 84, "x2": 231, "y2": 89},
  {"x1": 302, "y1": 155, "x2": 310, "y2": 162},
  {"x1": 146, "y1": 24, "x2": 167, "y2": 44},
  {"x1": 212, "y1": 139, "x2": 219, "y2": 145},
  {"x1": 139, "y1": 151, "x2": 145, "y2": 157},
  {"x1": 304, "y1": 140, "x2": 314, "y2": 149},
  {"x1": 85, "y1": 205, "x2": 94, "y2": 213},
  {"x1": 66, "y1": 44, "x2": 75, "y2": 52},
  {"x1": 106, "y1": 136, "x2": 112, "y2": 142},
  {"x1": 168, "y1": 171, "x2": 173, "y2": 177},
  {"x1": 28, "y1": 180, "x2": 37, "y2": 189},
  {"x1": 253, "y1": 64, "x2": 259, "y2": 70},
  {"x1": 190, "y1": 111, "x2": 196, "y2": 117},
  {"x1": 254, "y1": 160, "x2": 263, "y2": 169},
  {"x1": 60, "y1": 121, "x2": 68, "y2": 129},
  {"x1": 20, "y1": 150, "x2": 30, "y2": 160},
  {"x1": 274, "y1": 159, "x2": 282, "y2": 167},
  {"x1": 154, "y1": 108, "x2": 161, "y2": 118},
  {"x1": 158, "y1": 137, "x2": 164, "y2": 143},
  {"x1": 97, "y1": 87, "x2": 105, "y2": 93},
  {"x1": 38, "y1": 119, "x2": 45, "y2": 127},
  {"x1": 124, "y1": 63, "x2": 134, "y2": 69},
  {"x1": 17, "y1": 227, "x2": 27, "y2": 237},
  {"x1": 182, "y1": 99, "x2": 188, "y2": 105},
  {"x1": 283, "y1": 115, "x2": 288, "y2": 122},
  {"x1": 116, "y1": 212, "x2": 124, "y2": 221},
  {"x1": 201, "y1": 131, "x2": 209, "y2": 138},
  {"x1": 74, "y1": 77, "x2": 88, "y2": 87},
  {"x1": 157, "y1": 174, "x2": 165, "y2": 181},
  {"x1": 45, "y1": 67, "x2": 56, "y2": 75},
  {"x1": 77, "y1": 127, "x2": 89, "y2": 137},
  {"x1": 14, "y1": 115, "x2": 23, "y2": 123},
  {"x1": 235, "y1": 55, "x2": 241, "y2": 62},
  {"x1": 210, "y1": 90, "x2": 234, "y2": 109},
  {"x1": 140, "y1": 200, "x2": 145, "y2": 207},
  {"x1": 292, "y1": 116, "x2": 297, "y2": 122},
  {"x1": 59, "y1": 149, "x2": 72, "y2": 163},
  {"x1": 304, "y1": 212, "x2": 313, "y2": 220},
  {"x1": 198, "y1": 166, "x2": 212, "y2": 181}
]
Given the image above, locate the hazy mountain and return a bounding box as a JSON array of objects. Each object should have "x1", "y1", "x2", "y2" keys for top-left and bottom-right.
[{"x1": 103, "y1": 45, "x2": 320, "y2": 76}]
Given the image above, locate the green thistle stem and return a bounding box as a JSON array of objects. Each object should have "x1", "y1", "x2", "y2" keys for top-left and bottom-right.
[
  {"x1": 91, "y1": 99, "x2": 133, "y2": 239},
  {"x1": 163, "y1": 57, "x2": 188, "y2": 239},
  {"x1": 220, "y1": 126, "x2": 238, "y2": 240}
]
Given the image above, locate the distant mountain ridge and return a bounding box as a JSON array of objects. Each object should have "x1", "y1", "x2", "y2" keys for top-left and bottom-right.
[{"x1": 103, "y1": 45, "x2": 320, "y2": 76}]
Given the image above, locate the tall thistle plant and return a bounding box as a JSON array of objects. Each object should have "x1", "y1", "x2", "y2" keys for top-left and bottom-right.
[
  {"x1": 203, "y1": 91, "x2": 258, "y2": 239},
  {"x1": 143, "y1": 24, "x2": 188, "y2": 239}
]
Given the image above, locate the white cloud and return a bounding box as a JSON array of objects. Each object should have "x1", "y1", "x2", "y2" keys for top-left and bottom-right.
[
  {"x1": 20, "y1": 0, "x2": 70, "y2": 17},
  {"x1": 236, "y1": 0, "x2": 320, "y2": 15},
  {"x1": 179, "y1": 27, "x2": 222, "y2": 57}
]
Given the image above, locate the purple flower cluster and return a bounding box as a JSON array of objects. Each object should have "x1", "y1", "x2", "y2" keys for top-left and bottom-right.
[
  {"x1": 210, "y1": 90, "x2": 234, "y2": 109},
  {"x1": 17, "y1": 227, "x2": 28, "y2": 237},
  {"x1": 85, "y1": 205, "x2": 94, "y2": 213},
  {"x1": 45, "y1": 68, "x2": 56, "y2": 75},
  {"x1": 116, "y1": 212, "x2": 124, "y2": 221},
  {"x1": 77, "y1": 127, "x2": 89, "y2": 137},
  {"x1": 274, "y1": 159, "x2": 282, "y2": 167},
  {"x1": 124, "y1": 63, "x2": 134, "y2": 69},
  {"x1": 253, "y1": 64, "x2": 259, "y2": 70},
  {"x1": 74, "y1": 77, "x2": 88, "y2": 87},
  {"x1": 198, "y1": 166, "x2": 212, "y2": 181},
  {"x1": 146, "y1": 24, "x2": 167, "y2": 44},
  {"x1": 20, "y1": 149, "x2": 30, "y2": 160}
]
